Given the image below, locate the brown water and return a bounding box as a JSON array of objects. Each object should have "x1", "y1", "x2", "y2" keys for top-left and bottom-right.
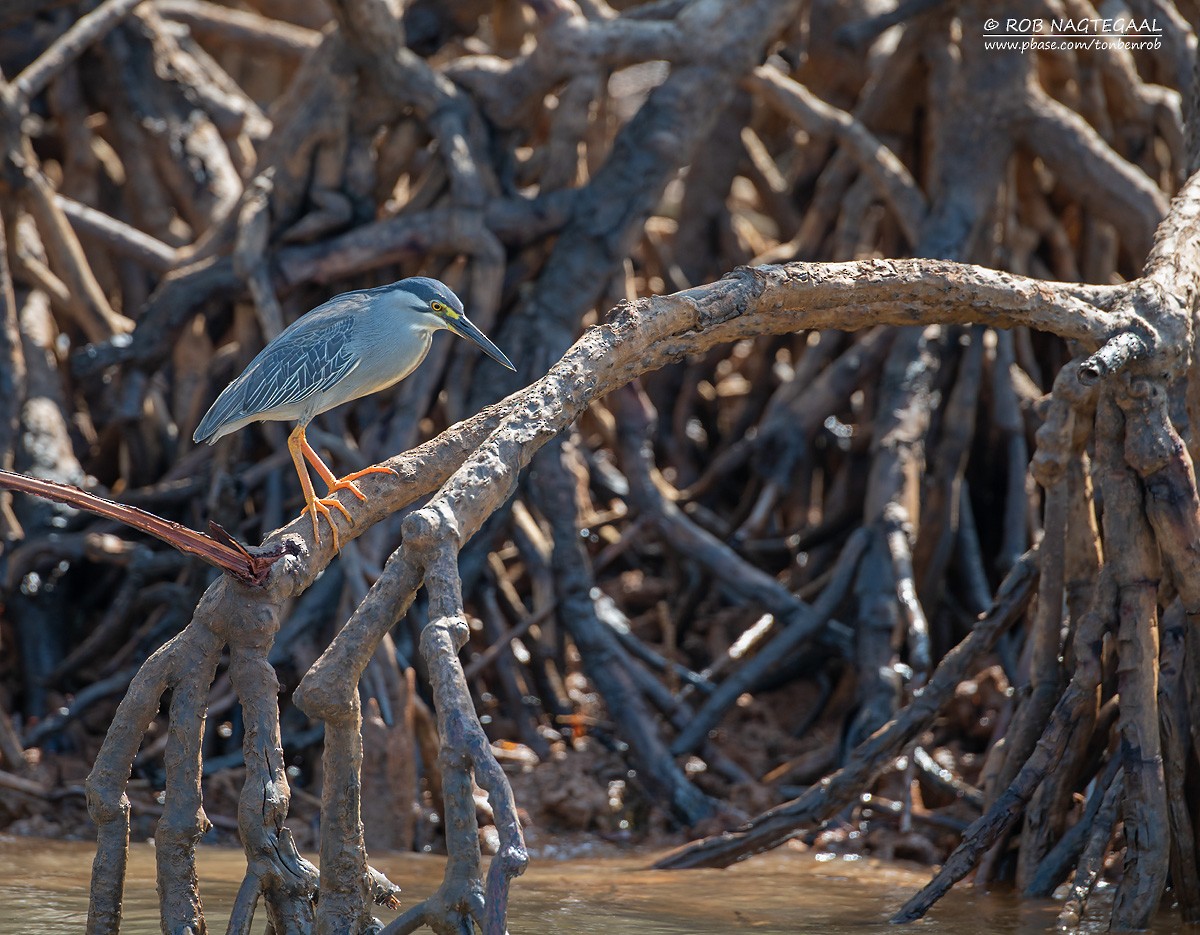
[{"x1": 0, "y1": 836, "x2": 1186, "y2": 934}]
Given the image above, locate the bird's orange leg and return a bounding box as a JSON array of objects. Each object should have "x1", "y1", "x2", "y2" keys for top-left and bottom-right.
[
  {"x1": 298, "y1": 432, "x2": 397, "y2": 503},
  {"x1": 287, "y1": 425, "x2": 350, "y2": 549}
]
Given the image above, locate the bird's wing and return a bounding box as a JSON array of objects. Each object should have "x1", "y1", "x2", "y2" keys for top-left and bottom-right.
[
  {"x1": 237, "y1": 313, "x2": 359, "y2": 416},
  {"x1": 194, "y1": 313, "x2": 359, "y2": 442}
]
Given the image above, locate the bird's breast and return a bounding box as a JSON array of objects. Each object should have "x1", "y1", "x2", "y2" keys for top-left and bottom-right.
[{"x1": 345, "y1": 324, "x2": 434, "y2": 397}]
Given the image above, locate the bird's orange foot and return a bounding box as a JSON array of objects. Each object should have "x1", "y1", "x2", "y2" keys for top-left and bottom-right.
[
  {"x1": 324, "y1": 465, "x2": 398, "y2": 502},
  {"x1": 300, "y1": 466, "x2": 396, "y2": 550},
  {"x1": 301, "y1": 495, "x2": 353, "y2": 550}
]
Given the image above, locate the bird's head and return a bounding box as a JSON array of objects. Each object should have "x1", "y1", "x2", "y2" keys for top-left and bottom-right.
[{"x1": 386, "y1": 276, "x2": 515, "y2": 371}]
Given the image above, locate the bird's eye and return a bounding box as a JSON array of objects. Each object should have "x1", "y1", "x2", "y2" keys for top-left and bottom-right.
[{"x1": 430, "y1": 300, "x2": 447, "y2": 313}]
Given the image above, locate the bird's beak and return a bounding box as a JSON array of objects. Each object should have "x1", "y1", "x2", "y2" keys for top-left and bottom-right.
[{"x1": 449, "y1": 314, "x2": 516, "y2": 371}]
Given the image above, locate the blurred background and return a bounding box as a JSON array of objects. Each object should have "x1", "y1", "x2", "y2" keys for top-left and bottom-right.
[{"x1": 0, "y1": 0, "x2": 1187, "y2": 890}]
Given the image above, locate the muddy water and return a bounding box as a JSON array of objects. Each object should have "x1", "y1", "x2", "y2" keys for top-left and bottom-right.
[{"x1": 0, "y1": 836, "x2": 1186, "y2": 934}]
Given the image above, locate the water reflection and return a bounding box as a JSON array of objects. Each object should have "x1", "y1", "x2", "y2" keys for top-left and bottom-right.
[{"x1": 0, "y1": 836, "x2": 1185, "y2": 934}]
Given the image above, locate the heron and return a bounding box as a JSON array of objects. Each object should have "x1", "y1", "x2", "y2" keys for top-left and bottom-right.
[{"x1": 194, "y1": 277, "x2": 514, "y2": 549}]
